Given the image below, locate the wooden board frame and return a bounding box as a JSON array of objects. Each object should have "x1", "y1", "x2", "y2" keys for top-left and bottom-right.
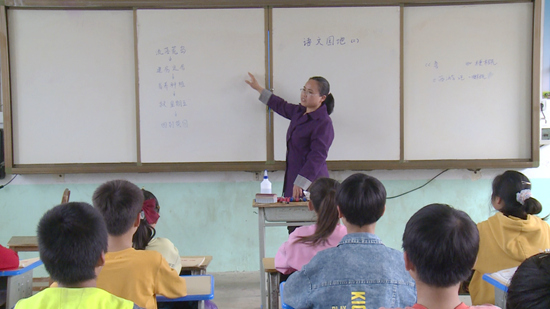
[{"x1": 0, "y1": 0, "x2": 541, "y2": 174}]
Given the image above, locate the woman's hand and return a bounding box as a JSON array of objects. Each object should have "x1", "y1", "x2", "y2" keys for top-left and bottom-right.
[
  {"x1": 245, "y1": 72, "x2": 264, "y2": 93},
  {"x1": 292, "y1": 185, "x2": 303, "y2": 200}
]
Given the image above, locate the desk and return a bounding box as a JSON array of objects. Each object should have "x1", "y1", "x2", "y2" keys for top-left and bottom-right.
[
  {"x1": 157, "y1": 275, "x2": 214, "y2": 309},
  {"x1": 253, "y1": 201, "x2": 315, "y2": 309},
  {"x1": 180, "y1": 256, "x2": 213, "y2": 275},
  {"x1": 0, "y1": 259, "x2": 43, "y2": 309},
  {"x1": 482, "y1": 267, "x2": 516, "y2": 309},
  {"x1": 7, "y1": 236, "x2": 38, "y2": 253},
  {"x1": 263, "y1": 257, "x2": 280, "y2": 309}
]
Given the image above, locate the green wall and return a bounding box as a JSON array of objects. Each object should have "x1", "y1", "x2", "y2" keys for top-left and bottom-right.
[{"x1": 2, "y1": 152, "x2": 550, "y2": 273}]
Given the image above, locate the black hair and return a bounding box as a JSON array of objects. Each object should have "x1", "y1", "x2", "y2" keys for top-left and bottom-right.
[
  {"x1": 507, "y1": 252, "x2": 550, "y2": 309},
  {"x1": 37, "y1": 202, "x2": 108, "y2": 286},
  {"x1": 132, "y1": 189, "x2": 159, "y2": 250},
  {"x1": 403, "y1": 203, "x2": 479, "y2": 287},
  {"x1": 336, "y1": 173, "x2": 386, "y2": 227},
  {"x1": 491, "y1": 170, "x2": 542, "y2": 220},
  {"x1": 92, "y1": 179, "x2": 144, "y2": 236},
  {"x1": 309, "y1": 76, "x2": 334, "y2": 115},
  {"x1": 296, "y1": 178, "x2": 340, "y2": 245}
]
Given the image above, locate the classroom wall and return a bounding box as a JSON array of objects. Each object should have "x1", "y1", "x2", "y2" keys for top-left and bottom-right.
[
  {"x1": 544, "y1": 0, "x2": 550, "y2": 90},
  {"x1": 2, "y1": 2, "x2": 550, "y2": 273},
  {"x1": 2, "y1": 147, "x2": 550, "y2": 273}
]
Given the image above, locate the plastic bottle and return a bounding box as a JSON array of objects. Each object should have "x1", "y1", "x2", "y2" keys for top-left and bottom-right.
[{"x1": 260, "y1": 170, "x2": 272, "y2": 194}]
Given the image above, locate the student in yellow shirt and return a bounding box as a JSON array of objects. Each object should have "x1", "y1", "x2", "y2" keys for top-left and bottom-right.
[
  {"x1": 15, "y1": 202, "x2": 143, "y2": 309},
  {"x1": 133, "y1": 189, "x2": 182, "y2": 274},
  {"x1": 470, "y1": 170, "x2": 550, "y2": 305},
  {"x1": 93, "y1": 179, "x2": 187, "y2": 309}
]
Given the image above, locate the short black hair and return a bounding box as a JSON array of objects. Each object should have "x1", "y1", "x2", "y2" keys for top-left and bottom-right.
[
  {"x1": 403, "y1": 203, "x2": 479, "y2": 287},
  {"x1": 336, "y1": 173, "x2": 386, "y2": 226},
  {"x1": 507, "y1": 252, "x2": 550, "y2": 309},
  {"x1": 37, "y1": 202, "x2": 108, "y2": 285},
  {"x1": 92, "y1": 179, "x2": 144, "y2": 236}
]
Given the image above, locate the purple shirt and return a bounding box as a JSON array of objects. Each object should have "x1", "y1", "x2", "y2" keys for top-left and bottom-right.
[{"x1": 260, "y1": 90, "x2": 334, "y2": 197}]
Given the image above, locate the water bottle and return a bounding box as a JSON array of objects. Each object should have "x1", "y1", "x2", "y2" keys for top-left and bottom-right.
[{"x1": 260, "y1": 170, "x2": 272, "y2": 194}]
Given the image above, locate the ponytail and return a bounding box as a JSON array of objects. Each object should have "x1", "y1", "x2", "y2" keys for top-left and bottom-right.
[
  {"x1": 324, "y1": 93, "x2": 335, "y2": 115},
  {"x1": 524, "y1": 198, "x2": 543, "y2": 216},
  {"x1": 491, "y1": 170, "x2": 546, "y2": 220},
  {"x1": 296, "y1": 178, "x2": 340, "y2": 245},
  {"x1": 309, "y1": 76, "x2": 335, "y2": 115},
  {"x1": 132, "y1": 218, "x2": 156, "y2": 250}
]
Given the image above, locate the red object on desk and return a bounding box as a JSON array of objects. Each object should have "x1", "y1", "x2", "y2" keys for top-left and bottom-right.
[{"x1": 0, "y1": 244, "x2": 19, "y2": 271}]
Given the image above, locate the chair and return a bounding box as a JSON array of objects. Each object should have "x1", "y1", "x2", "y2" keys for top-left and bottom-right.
[{"x1": 61, "y1": 188, "x2": 70, "y2": 203}]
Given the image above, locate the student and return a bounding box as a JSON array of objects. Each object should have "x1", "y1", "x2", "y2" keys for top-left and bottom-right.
[
  {"x1": 133, "y1": 189, "x2": 182, "y2": 274},
  {"x1": 470, "y1": 170, "x2": 550, "y2": 305},
  {"x1": 506, "y1": 252, "x2": 550, "y2": 309},
  {"x1": 246, "y1": 73, "x2": 334, "y2": 200},
  {"x1": 381, "y1": 203, "x2": 499, "y2": 309},
  {"x1": 93, "y1": 179, "x2": 187, "y2": 309},
  {"x1": 283, "y1": 173, "x2": 416, "y2": 309},
  {"x1": 15, "y1": 202, "x2": 143, "y2": 309},
  {"x1": 275, "y1": 177, "x2": 346, "y2": 275},
  {"x1": 0, "y1": 244, "x2": 18, "y2": 270}
]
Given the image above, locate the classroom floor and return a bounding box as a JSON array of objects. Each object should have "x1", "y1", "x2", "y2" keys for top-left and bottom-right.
[
  {"x1": 211, "y1": 271, "x2": 473, "y2": 309},
  {"x1": 213, "y1": 272, "x2": 261, "y2": 309}
]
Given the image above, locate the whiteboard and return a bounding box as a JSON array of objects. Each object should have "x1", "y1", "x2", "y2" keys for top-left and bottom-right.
[
  {"x1": 272, "y1": 7, "x2": 401, "y2": 161},
  {"x1": 403, "y1": 3, "x2": 533, "y2": 160},
  {"x1": 137, "y1": 9, "x2": 266, "y2": 163},
  {"x1": 9, "y1": 10, "x2": 137, "y2": 164}
]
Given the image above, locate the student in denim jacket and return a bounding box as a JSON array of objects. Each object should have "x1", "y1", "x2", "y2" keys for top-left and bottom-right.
[{"x1": 283, "y1": 173, "x2": 416, "y2": 309}]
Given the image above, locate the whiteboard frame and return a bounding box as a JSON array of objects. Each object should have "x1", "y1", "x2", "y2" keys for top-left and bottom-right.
[{"x1": 0, "y1": 0, "x2": 541, "y2": 174}]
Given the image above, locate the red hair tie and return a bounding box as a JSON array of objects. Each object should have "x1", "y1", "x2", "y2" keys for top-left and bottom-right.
[{"x1": 142, "y1": 198, "x2": 160, "y2": 224}]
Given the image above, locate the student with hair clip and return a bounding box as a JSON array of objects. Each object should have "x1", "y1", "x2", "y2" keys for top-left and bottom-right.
[
  {"x1": 133, "y1": 189, "x2": 182, "y2": 274},
  {"x1": 275, "y1": 178, "x2": 346, "y2": 277},
  {"x1": 506, "y1": 252, "x2": 550, "y2": 309},
  {"x1": 470, "y1": 170, "x2": 550, "y2": 305},
  {"x1": 246, "y1": 73, "x2": 335, "y2": 202}
]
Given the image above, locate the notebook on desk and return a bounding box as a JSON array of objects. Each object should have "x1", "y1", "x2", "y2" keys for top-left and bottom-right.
[
  {"x1": 181, "y1": 257, "x2": 205, "y2": 267},
  {"x1": 482, "y1": 266, "x2": 518, "y2": 292},
  {"x1": 19, "y1": 257, "x2": 40, "y2": 268}
]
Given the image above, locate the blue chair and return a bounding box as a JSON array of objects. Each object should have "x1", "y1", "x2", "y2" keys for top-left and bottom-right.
[
  {"x1": 279, "y1": 281, "x2": 294, "y2": 309},
  {"x1": 157, "y1": 275, "x2": 214, "y2": 309}
]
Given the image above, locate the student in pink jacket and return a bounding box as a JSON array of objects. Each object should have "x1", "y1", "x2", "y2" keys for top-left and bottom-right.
[{"x1": 275, "y1": 178, "x2": 347, "y2": 276}]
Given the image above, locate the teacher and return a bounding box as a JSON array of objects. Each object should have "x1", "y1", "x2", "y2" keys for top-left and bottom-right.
[{"x1": 246, "y1": 73, "x2": 335, "y2": 200}]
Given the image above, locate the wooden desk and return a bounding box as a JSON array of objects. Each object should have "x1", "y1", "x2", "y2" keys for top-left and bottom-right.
[
  {"x1": 253, "y1": 201, "x2": 314, "y2": 309},
  {"x1": 157, "y1": 275, "x2": 214, "y2": 309},
  {"x1": 180, "y1": 256, "x2": 213, "y2": 275},
  {"x1": 0, "y1": 259, "x2": 43, "y2": 309},
  {"x1": 7, "y1": 236, "x2": 38, "y2": 253}
]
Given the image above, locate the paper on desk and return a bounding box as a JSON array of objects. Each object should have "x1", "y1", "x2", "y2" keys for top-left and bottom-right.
[
  {"x1": 180, "y1": 257, "x2": 205, "y2": 267},
  {"x1": 19, "y1": 257, "x2": 40, "y2": 268},
  {"x1": 490, "y1": 267, "x2": 518, "y2": 285}
]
